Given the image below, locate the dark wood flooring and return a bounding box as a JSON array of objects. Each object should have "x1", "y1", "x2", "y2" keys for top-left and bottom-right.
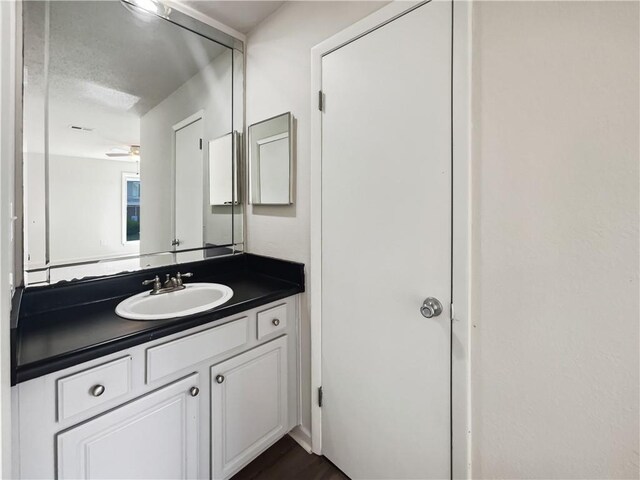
[{"x1": 231, "y1": 435, "x2": 349, "y2": 480}]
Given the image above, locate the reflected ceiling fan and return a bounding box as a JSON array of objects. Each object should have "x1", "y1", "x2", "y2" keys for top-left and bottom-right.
[{"x1": 106, "y1": 145, "x2": 140, "y2": 158}]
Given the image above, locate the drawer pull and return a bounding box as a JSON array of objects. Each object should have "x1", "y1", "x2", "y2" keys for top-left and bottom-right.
[
  {"x1": 189, "y1": 386, "x2": 200, "y2": 397},
  {"x1": 215, "y1": 375, "x2": 225, "y2": 384},
  {"x1": 257, "y1": 304, "x2": 287, "y2": 340},
  {"x1": 90, "y1": 384, "x2": 105, "y2": 397}
]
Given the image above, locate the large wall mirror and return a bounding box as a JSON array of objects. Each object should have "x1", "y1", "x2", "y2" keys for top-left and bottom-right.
[{"x1": 22, "y1": 0, "x2": 244, "y2": 285}]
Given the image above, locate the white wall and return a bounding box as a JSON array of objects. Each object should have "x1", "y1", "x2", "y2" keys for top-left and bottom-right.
[
  {"x1": 245, "y1": 0, "x2": 388, "y2": 442},
  {"x1": 140, "y1": 50, "x2": 235, "y2": 256},
  {"x1": 50, "y1": 155, "x2": 139, "y2": 263},
  {"x1": 0, "y1": 0, "x2": 17, "y2": 476},
  {"x1": 247, "y1": 0, "x2": 639, "y2": 475},
  {"x1": 24, "y1": 153, "x2": 139, "y2": 265},
  {"x1": 471, "y1": 2, "x2": 639, "y2": 478}
]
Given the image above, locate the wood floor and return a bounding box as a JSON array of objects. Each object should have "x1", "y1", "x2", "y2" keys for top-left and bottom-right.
[{"x1": 231, "y1": 435, "x2": 349, "y2": 480}]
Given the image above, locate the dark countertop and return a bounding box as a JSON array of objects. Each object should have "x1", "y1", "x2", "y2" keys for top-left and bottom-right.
[{"x1": 12, "y1": 253, "x2": 305, "y2": 385}]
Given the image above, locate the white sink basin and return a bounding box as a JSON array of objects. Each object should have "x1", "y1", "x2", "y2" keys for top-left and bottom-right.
[{"x1": 115, "y1": 283, "x2": 234, "y2": 320}]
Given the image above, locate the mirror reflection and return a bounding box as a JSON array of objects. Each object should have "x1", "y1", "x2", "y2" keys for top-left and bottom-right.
[
  {"x1": 22, "y1": 0, "x2": 243, "y2": 284},
  {"x1": 249, "y1": 113, "x2": 293, "y2": 205}
]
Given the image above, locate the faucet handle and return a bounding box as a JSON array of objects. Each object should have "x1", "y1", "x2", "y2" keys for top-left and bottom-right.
[
  {"x1": 142, "y1": 275, "x2": 161, "y2": 292},
  {"x1": 176, "y1": 272, "x2": 193, "y2": 287}
]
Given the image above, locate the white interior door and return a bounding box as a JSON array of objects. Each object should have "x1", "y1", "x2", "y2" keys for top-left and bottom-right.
[
  {"x1": 321, "y1": 2, "x2": 452, "y2": 479},
  {"x1": 175, "y1": 118, "x2": 203, "y2": 254}
]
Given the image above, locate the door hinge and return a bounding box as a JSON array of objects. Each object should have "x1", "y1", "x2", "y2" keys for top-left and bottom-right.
[
  {"x1": 199, "y1": 138, "x2": 203, "y2": 150},
  {"x1": 318, "y1": 90, "x2": 324, "y2": 112},
  {"x1": 318, "y1": 386, "x2": 323, "y2": 407},
  {"x1": 450, "y1": 302, "x2": 455, "y2": 321}
]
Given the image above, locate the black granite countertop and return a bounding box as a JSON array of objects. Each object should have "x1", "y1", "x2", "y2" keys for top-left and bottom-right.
[{"x1": 12, "y1": 253, "x2": 304, "y2": 385}]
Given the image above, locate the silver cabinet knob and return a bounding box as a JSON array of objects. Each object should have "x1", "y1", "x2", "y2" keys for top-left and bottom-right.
[
  {"x1": 420, "y1": 297, "x2": 443, "y2": 318},
  {"x1": 90, "y1": 384, "x2": 105, "y2": 397},
  {"x1": 189, "y1": 386, "x2": 199, "y2": 397},
  {"x1": 272, "y1": 318, "x2": 280, "y2": 327},
  {"x1": 215, "y1": 375, "x2": 225, "y2": 384}
]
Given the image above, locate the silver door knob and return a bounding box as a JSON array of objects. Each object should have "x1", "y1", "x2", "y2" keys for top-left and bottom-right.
[
  {"x1": 215, "y1": 375, "x2": 225, "y2": 384},
  {"x1": 272, "y1": 318, "x2": 280, "y2": 326},
  {"x1": 420, "y1": 297, "x2": 443, "y2": 318},
  {"x1": 189, "y1": 386, "x2": 199, "y2": 397}
]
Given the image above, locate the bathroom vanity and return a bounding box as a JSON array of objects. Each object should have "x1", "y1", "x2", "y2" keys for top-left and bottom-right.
[
  {"x1": 11, "y1": 254, "x2": 304, "y2": 479},
  {"x1": 12, "y1": 0, "x2": 307, "y2": 477}
]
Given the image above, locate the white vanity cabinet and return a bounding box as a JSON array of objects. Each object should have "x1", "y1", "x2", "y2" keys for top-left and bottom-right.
[
  {"x1": 57, "y1": 374, "x2": 201, "y2": 480},
  {"x1": 13, "y1": 296, "x2": 300, "y2": 480},
  {"x1": 211, "y1": 336, "x2": 288, "y2": 479}
]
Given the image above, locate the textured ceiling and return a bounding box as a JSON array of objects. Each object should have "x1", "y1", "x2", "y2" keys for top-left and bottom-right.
[
  {"x1": 23, "y1": 0, "x2": 232, "y2": 158},
  {"x1": 181, "y1": 1, "x2": 285, "y2": 33},
  {"x1": 24, "y1": 0, "x2": 228, "y2": 117}
]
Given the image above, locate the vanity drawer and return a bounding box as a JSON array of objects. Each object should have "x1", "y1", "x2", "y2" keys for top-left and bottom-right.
[
  {"x1": 57, "y1": 356, "x2": 132, "y2": 421},
  {"x1": 257, "y1": 303, "x2": 287, "y2": 340},
  {"x1": 146, "y1": 316, "x2": 249, "y2": 383}
]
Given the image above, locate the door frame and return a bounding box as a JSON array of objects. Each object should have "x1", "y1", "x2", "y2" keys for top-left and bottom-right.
[{"x1": 309, "y1": 1, "x2": 472, "y2": 478}]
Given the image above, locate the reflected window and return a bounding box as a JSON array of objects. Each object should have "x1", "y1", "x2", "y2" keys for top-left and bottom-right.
[{"x1": 123, "y1": 174, "x2": 140, "y2": 243}]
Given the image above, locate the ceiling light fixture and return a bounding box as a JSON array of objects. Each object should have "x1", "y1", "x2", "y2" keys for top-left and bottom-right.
[
  {"x1": 106, "y1": 145, "x2": 140, "y2": 159},
  {"x1": 121, "y1": 0, "x2": 171, "y2": 19}
]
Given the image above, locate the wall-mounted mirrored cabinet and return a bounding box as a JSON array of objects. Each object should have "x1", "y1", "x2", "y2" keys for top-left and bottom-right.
[
  {"x1": 22, "y1": 0, "x2": 244, "y2": 285},
  {"x1": 249, "y1": 113, "x2": 293, "y2": 205}
]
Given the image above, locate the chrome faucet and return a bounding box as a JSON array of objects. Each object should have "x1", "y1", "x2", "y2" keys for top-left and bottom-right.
[
  {"x1": 162, "y1": 274, "x2": 176, "y2": 289},
  {"x1": 142, "y1": 272, "x2": 193, "y2": 295}
]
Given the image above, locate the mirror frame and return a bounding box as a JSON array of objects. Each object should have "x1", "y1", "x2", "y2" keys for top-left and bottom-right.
[
  {"x1": 20, "y1": 0, "x2": 246, "y2": 286},
  {"x1": 248, "y1": 112, "x2": 294, "y2": 206}
]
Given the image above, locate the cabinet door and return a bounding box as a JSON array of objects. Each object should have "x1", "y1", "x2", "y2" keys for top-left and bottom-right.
[
  {"x1": 57, "y1": 374, "x2": 200, "y2": 480},
  {"x1": 211, "y1": 336, "x2": 288, "y2": 479}
]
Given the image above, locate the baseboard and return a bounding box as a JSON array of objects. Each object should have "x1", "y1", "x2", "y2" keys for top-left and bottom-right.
[{"x1": 288, "y1": 425, "x2": 312, "y2": 453}]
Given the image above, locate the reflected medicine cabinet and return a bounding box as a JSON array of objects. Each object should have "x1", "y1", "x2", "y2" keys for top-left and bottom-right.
[
  {"x1": 248, "y1": 113, "x2": 293, "y2": 205},
  {"x1": 209, "y1": 132, "x2": 240, "y2": 206}
]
